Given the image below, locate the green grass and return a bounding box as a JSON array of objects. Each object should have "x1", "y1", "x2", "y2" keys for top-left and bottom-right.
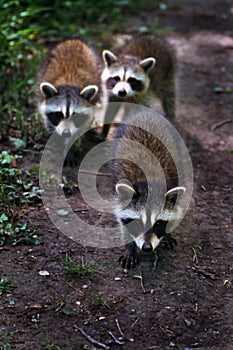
[
  {"x1": 42, "y1": 343, "x2": 62, "y2": 350},
  {"x1": 62, "y1": 254, "x2": 101, "y2": 278},
  {"x1": 0, "y1": 277, "x2": 14, "y2": 297},
  {"x1": 88, "y1": 294, "x2": 112, "y2": 311}
]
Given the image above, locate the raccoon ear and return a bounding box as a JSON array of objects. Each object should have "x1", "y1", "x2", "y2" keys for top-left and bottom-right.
[
  {"x1": 102, "y1": 50, "x2": 117, "y2": 66},
  {"x1": 40, "y1": 82, "x2": 58, "y2": 99},
  {"x1": 116, "y1": 180, "x2": 136, "y2": 202},
  {"x1": 165, "y1": 186, "x2": 186, "y2": 205},
  {"x1": 80, "y1": 85, "x2": 99, "y2": 102},
  {"x1": 139, "y1": 57, "x2": 156, "y2": 72}
]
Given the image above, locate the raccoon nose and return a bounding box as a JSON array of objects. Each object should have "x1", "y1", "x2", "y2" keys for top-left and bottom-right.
[
  {"x1": 118, "y1": 89, "x2": 127, "y2": 97},
  {"x1": 62, "y1": 128, "x2": 71, "y2": 138},
  {"x1": 142, "y1": 242, "x2": 153, "y2": 253}
]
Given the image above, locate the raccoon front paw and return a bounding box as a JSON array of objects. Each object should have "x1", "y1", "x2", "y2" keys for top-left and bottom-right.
[
  {"x1": 118, "y1": 255, "x2": 137, "y2": 270},
  {"x1": 64, "y1": 151, "x2": 80, "y2": 167},
  {"x1": 161, "y1": 234, "x2": 177, "y2": 250},
  {"x1": 64, "y1": 156, "x2": 79, "y2": 167},
  {"x1": 118, "y1": 243, "x2": 138, "y2": 270}
]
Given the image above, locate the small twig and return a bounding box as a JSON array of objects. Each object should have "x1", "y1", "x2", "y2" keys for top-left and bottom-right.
[
  {"x1": 134, "y1": 274, "x2": 146, "y2": 293},
  {"x1": 192, "y1": 247, "x2": 198, "y2": 264},
  {"x1": 74, "y1": 325, "x2": 110, "y2": 349},
  {"x1": 115, "y1": 318, "x2": 124, "y2": 338},
  {"x1": 211, "y1": 118, "x2": 232, "y2": 131},
  {"x1": 159, "y1": 325, "x2": 175, "y2": 338},
  {"x1": 108, "y1": 331, "x2": 124, "y2": 345},
  {"x1": 193, "y1": 265, "x2": 216, "y2": 280},
  {"x1": 131, "y1": 318, "x2": 139, "y2": 328}
]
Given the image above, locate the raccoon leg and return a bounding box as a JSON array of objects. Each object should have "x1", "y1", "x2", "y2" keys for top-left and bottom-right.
[
  {"x1": 118, "y1": 242, "x2": 139, "y2": 270},
  {"x1": 161, "y1": 233, "x2": 177, "y2": 250},
  {"x1": 159, "y1": 83, "x2": 176, "y2": 121},
  {"x1": 64, "y1": 148, "x2": 79, "y2": 167},
  {"x1": 99, "y1": 103, "x2": 121, "y2": 140},
  {"x1": 63, "y1": 139, "x2": 82, "y2": 167}
]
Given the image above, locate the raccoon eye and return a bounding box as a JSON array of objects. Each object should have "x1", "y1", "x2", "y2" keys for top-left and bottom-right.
[
  {"x1": 121, "y1": 218, "x2": 134, "y2": 225},
  {"x1": 107, "y1": 76, "x2": 120, "y2": 89},
  {"x1": 72, "y1": 113, "x2": 87, "y2": 127},
  {"x1": 127, "y1": 77, "x2": 144, "y2": 92},
  {"x1": 47, "y1": 112, "x2": 64, "y2": 126},
  {"x1": 127, "y1": 77, "x2": 137, "y2": 83},
  {"x1": 153, "y1": 220, "x2": 168, "y2": 238},
  {"x1": 113, "y1": 76, "x2": 120, "y2": 82}
]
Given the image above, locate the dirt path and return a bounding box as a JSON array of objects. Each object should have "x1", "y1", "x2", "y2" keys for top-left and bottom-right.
[{"x1": 1, "y1": 1, "x2": 233, "y2": 349}]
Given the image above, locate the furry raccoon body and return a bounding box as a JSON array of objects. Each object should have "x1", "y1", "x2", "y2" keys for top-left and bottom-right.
[
  {"x1": 101, "y1": 34, "x2": 176, "y2": 139},
  {"x1": 112, "y1": 110, "x2": 185, "y2": 269},
  {"x1": 37, "y1": 38, "x2": 103, "y2": 163}
]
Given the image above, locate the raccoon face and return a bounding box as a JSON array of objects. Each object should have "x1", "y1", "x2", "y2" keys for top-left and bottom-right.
[
  {"x1": 39, "y1": 82, "x2": 98, "y2": 137},
  {"x1": 115, "y1": 181, "x2": 185, "y2": 252},
  {"x1": 102, "y1": 50, "x2": 156, "y2": 99}
]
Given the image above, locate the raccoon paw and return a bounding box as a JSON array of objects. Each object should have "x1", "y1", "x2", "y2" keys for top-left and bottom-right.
[
  {"x1": 118, "y1": 255, "x2": 138, "y2": 270},
  {"x1": 118, "y1": 243, "x2": 138, "y2": 270},
  {"x1": 161, "y1": 234, "x2": 177, "y2": 250},
  {"x1": 64, "y1": 152, "x2": 79, "y2": 167}
]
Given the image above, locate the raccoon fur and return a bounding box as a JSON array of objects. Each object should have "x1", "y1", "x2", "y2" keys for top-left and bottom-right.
[
  {"x1": 37, "y1": 37, "x2": 103, "y2": 164},
  {"x1": 101, "y1": 34, "x2": 176, "y2": 139},
  {"x1": 111, "y1": 109, "x2": 185, "y2": 269}
]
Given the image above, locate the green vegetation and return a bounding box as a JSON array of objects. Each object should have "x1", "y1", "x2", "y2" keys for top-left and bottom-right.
[
  {"x1": 88, "y1": 294, "x2": 112, "y2": 311},
  {"x1": 0, "y1": 151, "x2": 40, "y2": 207},
  {"x1": 42, "y1": 342, "x2": 62, "y2": 350},
  {"x1": 0, "y1": 341, "x2": 12, "y2": 350},
  {"x1": 0, "y1": 151, "x2": 42, "y2": 246},
  {"x1": 63, "y1": 254, "x2": 102, "y2": 278},
  {"x1": 0, "y1": 277, "x2": 14, "y2": 297}
]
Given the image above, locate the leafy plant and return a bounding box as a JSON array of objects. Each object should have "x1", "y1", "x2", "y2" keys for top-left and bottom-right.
[
  {"x1": 0, "y1": 213, "x2": 41, "y2": 246},
  {"x1": 0, "y1": 151, "x2": 42, "y2": 246},
  {"x1": 0, "y1": 277, "x2": 14, "y2": 297},
  {"x1": 0, "y1": 151, "x2": 41, "y2": 209}
]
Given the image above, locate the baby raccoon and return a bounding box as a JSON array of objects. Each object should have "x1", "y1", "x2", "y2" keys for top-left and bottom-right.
[
  {"x1": 101, "y1": 34, "x2": 176, "y2": 139},
  {"x1": 112, "y1": 109, "x2": 185, "y2": 269},
  {"x1": 37, "y1": 38, "x2": 103, "y2": 164}
]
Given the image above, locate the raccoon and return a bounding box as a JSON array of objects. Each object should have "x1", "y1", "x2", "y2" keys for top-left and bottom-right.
[
  {"x1": 111, "y1": 109, "x2": 185, "y2": 269},
  {"x1": 37, "y1": 38, "x2": 103, "y2": 164},
  {"x1": 101, "y1": 34, "x2": 176, "y2": 139}
]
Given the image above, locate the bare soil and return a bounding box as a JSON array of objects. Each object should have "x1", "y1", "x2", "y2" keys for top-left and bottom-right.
[{"x1": 1, "y1": 1, "x2": 233, "y2": 349}]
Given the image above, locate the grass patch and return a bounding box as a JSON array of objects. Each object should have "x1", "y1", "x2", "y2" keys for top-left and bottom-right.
[
  {"x1": 88, "y1": 294, "x2": 112, "y2": 311},
  {"x1": 62, "y1": 254, "x2": 102, "y2": 279},
  {"x1": 0, "y1": 277, "x2": 14, "y2": 297},
  {"x1": 42, "y1": 343, "x2": 62, "y2": 350}
]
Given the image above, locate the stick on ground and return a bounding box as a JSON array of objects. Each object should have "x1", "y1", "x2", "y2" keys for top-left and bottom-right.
[{"x1": 74, "y1": 324, "x2": 110, "y2": 349}]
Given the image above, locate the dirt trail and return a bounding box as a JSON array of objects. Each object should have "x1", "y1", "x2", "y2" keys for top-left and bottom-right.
[{"x1": 1, "y1": 1, "x2": 233, "y2": 349}]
